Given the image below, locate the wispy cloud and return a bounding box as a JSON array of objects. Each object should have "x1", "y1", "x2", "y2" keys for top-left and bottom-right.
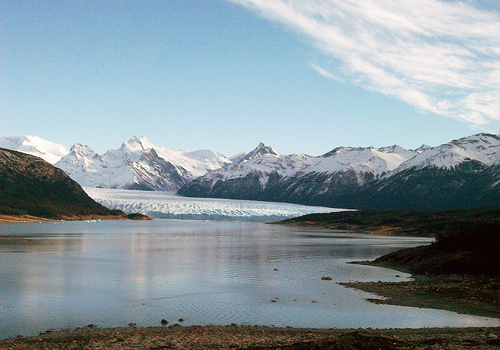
[{"x1": 228, "y1": 0, "x2": 500, "y2": 126}]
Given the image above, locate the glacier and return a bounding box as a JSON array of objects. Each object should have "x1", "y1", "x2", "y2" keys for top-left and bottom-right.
[{"x1": 84, "y1": 187, "x2": 338, "y2": 221}]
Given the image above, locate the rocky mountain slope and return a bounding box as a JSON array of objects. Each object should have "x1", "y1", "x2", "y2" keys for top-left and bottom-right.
[
  {"x1": 0, "y1": 148, "x2": 121, "y2": 219},
  {"x1": 179, "y1": 133, "x2": 500, "y2": 210}
]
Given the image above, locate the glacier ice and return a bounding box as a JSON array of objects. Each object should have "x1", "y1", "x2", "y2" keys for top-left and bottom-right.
[{"x1": 85, "y1": 187, "x2": 338, "y2": 221}]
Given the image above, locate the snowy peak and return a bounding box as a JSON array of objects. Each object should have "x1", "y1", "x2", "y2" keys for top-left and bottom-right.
[
  {"x1": 322, "y1": 146, "x2": 361, "y2": 158},
  {"x1": 55, "y1": 144, "x2": 104, "y2": 184},
  {"x1": 239, "y1": 142, "x2": 280, "y2": 163},
  {"x1": 318, "y1": 146, "x2": 415, "y2": 175},
  {"x1": 121, "y1": 136, "x2": 155, "y2": 153},
  {"x1": 69, "y1": 143, "x2": 99, "y2": 158},
  {"x1": 4, "y1": 133, "x2": 498, "y2": 206},
  {"x1": 380, "y1": 145, "x2": 417, "y2": 159},
  {"x1": 0, "y1": 135, "x2": 69, "y2": 164},
  {"x1": 183, "y1": 149, "x2": 232, "y2": 170},
  {"x1": 395, "y1": 133, "x2": 500, "y2": 172},
  {"x1": 416, "y1": 144, "x2": 432, "y2": 153}
]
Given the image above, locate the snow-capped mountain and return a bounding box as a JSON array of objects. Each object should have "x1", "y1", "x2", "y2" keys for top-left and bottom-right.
[
  {"x1": 55, "y1": 136, "x2": 232, "y2": 191},
  {"x1": 392, "y1": 133, "x2": 500, "y2": 172},
  {"x1": 0, "y1": 135, "x2": 69, "y2": 163},
  {"x1": 178, "y1": 141, "x2": 419, "y2": 202},
  {"x1": 339, "y1": 133, "x2": 500, "y2": 210},
  {"x1": 239, "y1": 142, "x2": 281, "y2": 163},
  {"x1": 179, "y1": 133, "x2": 500, "y2": 210}
]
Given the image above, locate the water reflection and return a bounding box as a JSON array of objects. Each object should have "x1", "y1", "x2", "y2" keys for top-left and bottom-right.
[
  {"x1": 0, "y1": 234, "x2": 84, "y2": 253},
  {"x1": 0, "y1": 220, "x2": 497, "y2": 340}
]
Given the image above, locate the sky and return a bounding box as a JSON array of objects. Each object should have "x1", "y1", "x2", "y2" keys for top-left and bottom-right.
[{"x1": 1, "y1": 0, "x2": 499, "y2": 157}]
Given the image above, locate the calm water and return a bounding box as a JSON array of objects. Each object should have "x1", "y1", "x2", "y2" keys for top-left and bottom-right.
[{"x1": 0, "y1": 220, "x2": 497, "y2": 339}]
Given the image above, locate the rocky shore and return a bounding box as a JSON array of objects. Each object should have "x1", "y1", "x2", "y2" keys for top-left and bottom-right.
[
  {"x1": 1, "y1": 324, "x2": 499, "y2": 350},
  {"x1": 341, "y1": 274, "x2": 499, "y2": 319}
]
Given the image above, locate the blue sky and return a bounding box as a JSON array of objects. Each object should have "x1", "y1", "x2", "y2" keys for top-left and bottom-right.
[{"x1": 1, "y1": 0, "x2": 498, "y2": 157}]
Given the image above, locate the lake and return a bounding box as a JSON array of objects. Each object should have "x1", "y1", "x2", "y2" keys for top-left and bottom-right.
[{"x1": 0, "y1": 219, "x2": 497, "y2": 340}]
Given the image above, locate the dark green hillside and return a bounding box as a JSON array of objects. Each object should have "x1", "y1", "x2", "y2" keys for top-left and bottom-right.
[
  {"x1": 276, "y1": 207, "x2": 499, "y2": 237},
  {"x1": 333, "y1": 162, "x2": 500, "y2": 210},
  {"x1": 0, "y1": 148, "x2": 123, "y2": 220},
  {"x1": 373, "y1": 222, "x2": 499, "y2": 276}
]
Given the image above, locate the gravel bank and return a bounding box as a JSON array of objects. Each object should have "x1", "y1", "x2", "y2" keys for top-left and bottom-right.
[{"x1": 1, "y1": 325, "x2": 499, "y2": 350}]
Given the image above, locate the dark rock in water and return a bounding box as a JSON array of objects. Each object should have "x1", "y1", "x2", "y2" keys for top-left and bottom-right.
[
  {"x1": 127, "y1": 213, "x2": 153, "y2": 220},
  {"x1": 161, "y1": 319, "x2": 168, "y2": 325},
  {"x1": 321, "y1": 276, "x2": 333, "y2": 281}
]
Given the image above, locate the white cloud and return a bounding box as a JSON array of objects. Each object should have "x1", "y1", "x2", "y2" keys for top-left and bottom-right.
[
  {"x1": 228, "y1": 0, "x2": 500, "y2": 126},
  {"x1": 309, "y1": 62, "x2": 345, "y2": 83}
]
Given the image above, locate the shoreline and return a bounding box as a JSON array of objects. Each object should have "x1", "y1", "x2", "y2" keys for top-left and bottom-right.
[
  {"x1": 342, "y1": 262, "x2": 500, "y2": 319},
  {"x1": 1, "y1": 324, "x2": 499, "y2": 349},
  {"x1": 340, "y1": 275, "x2": 500, "y2": 320},
  {"x1": 0, "y1": 214, "x2": 129, "y2": 223},
  {"x1": 0, "y1": 213, "x2": 152, "y2": 223}
]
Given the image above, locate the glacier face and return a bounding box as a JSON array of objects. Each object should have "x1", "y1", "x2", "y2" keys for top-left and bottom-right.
[{"x1": 84, "y1": 187, "x2": 337, "y2": 221}]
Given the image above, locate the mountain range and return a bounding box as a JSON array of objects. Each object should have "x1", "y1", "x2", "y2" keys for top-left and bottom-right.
[
  {"x1": 179, "y1": 133, "x2": 499, "y2": 209},
  {"x1": 1, "y1": 133, "x2": 498, "y2": 210},
  {"x1": 0, "y1": 135, "x2": 231, "y2": 192}
]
